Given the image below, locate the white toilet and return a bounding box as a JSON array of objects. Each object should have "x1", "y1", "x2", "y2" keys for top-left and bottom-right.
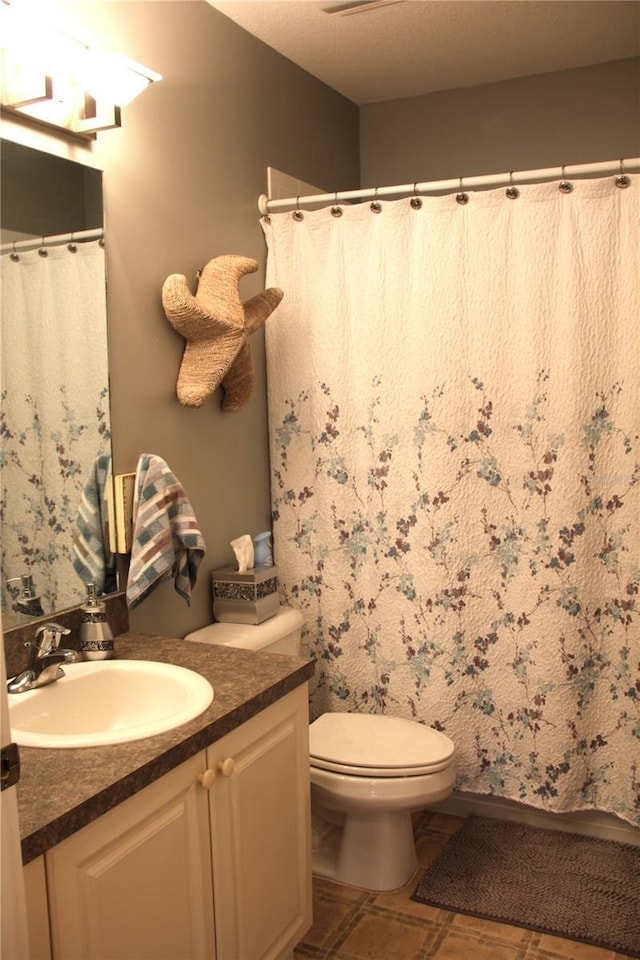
[{"x1": 186, "y1": 605, "x2": 456, "y2": 892}]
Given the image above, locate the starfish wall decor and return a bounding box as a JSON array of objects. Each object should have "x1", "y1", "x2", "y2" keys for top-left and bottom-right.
[{"x1": 162, "y1": 254, "x2": 283, "y2": 412}]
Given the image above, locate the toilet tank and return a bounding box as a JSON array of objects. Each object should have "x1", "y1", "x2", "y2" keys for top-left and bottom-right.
[{"x1": 185, "y1": 605, "x2": 304, "y2": 655}]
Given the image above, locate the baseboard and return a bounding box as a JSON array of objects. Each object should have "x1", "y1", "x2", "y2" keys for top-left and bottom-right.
[{"x1": 434, "y1": 791, "x2": 640, "y2": 847}]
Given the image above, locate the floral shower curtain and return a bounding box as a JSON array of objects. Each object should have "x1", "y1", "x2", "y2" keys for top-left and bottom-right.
[
  {"x1": 263, "y1": 176, "x2": 639, "y2": 827},
  {"x1": 1, "y1": 240, "x2": 111, "y2": 616}
]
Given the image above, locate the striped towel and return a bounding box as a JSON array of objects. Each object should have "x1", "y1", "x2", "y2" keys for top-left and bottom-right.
[
  {"x1": 126, "y1": 454, "x2": 205, "y2": 610},
  {"x1": 72, "y1": 454, "x2": 117, "y2": 595}
]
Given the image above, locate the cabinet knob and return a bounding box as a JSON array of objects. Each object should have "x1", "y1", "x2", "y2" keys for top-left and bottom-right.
[
  {"x1": 217, "y1": 758, "x2": 235, "y2": 777},
  {"x1": 198, "y1": 768, "x2": 216, "y2": 790}
]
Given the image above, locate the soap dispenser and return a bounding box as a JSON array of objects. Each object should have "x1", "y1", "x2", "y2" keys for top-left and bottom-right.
[
  {"x1": 6, "y1": 574, "x2": 44, "y2": 617},
  {"x1": 80, "y1": 582, "x2": 114, "y2": 660}
]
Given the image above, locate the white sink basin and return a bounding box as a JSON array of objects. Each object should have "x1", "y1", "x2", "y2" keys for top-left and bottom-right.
[{"x1": 9, "y1": 660, "x2": 214, "y2": 748}]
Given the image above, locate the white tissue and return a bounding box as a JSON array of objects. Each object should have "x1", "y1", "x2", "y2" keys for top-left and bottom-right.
[{"x1": 230, "y1": 534, "x2": 254, "y2": 572}]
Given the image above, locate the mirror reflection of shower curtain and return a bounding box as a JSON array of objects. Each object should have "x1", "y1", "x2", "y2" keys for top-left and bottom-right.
[
  {"x1": 0, "y1": 240, "x2": 111, "y2": 616},
  {"x1": 263, "y1": 177, "x2": 639, "y2": 827}
]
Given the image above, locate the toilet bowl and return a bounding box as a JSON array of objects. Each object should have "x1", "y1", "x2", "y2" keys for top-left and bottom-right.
[
  {"x1": 185, "y1": 605, "x2": 456, "y2": 892},
  {"x1": 309, "y1": 712, "x2": 455, "y2": 890}
]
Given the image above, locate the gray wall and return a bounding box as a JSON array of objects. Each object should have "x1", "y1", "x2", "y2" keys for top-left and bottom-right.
[
  {"x1": 360, "y1": 57, "x2": 640, "y2": 187},
  {"x1": 79, "y1": 1, "x2": 360, "y2": 637}
]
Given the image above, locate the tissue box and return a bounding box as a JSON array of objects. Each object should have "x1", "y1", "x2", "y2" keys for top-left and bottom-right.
[{"x1": 212, "y1": 565, "x2": 279, "y2": 624}]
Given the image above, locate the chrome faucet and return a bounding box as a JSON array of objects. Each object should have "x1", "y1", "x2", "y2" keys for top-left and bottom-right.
[{"x1": 7, "y1": 622, "x2": 81, "y2": 694}]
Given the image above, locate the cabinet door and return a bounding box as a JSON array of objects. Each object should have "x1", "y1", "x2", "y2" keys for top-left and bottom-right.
[
  {"x1": 207, "y1": 685, "x2": 311, "y2": 960},
  {"x1": 45, "y1": 752, "x2": 215, "y2": 960}
]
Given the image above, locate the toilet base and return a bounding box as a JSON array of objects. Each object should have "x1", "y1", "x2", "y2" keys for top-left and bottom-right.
[
  {"x1": 309, "y1": 763, "x2": 455, "y2": 892},
  {"x1": 311, "y1": 808, "x2": 418, "y2": 892}
]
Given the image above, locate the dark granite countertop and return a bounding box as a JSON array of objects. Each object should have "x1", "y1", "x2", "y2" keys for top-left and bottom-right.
[{"x1": 16, "y1": 633, "x2": 314, "y2": 865}]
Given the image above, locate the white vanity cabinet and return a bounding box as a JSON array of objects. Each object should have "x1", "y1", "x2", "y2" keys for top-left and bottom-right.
[
  {"x1": 45, "y1": 750, "x2": 215, "y2": 960},
  {"x1": 38, "y1": 685, "x2": 311, "y2": 960},
  {"x1": 205, "y1": 685, "x2": 312, "y2": 960}
]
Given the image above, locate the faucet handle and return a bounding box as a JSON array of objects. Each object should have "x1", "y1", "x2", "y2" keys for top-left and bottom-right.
[{"x1": 34, "y1": 622, "x2": 71, "y2": 657}]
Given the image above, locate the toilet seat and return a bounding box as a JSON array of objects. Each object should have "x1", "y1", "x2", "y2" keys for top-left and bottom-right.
[{"x1": 309, "y1": 712, "x2": 454, "y2": 778}]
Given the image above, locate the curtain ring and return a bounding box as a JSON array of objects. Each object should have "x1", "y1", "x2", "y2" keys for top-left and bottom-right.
[
  {"x1": 370, "y1": 186, "x2": 381, "y2": 213},
  {"x1": 559, "y1": 165, "x2": 573, "y2": 194},
  {"x1": 506, "y1": 171, "x2": 519, "y2": 200},
  {"x1": 615, "y1": 158, "x2": 630, "y2": 189},
  {"x1": 38, "y1": 237, "x2": 48, "y2": 257},
  {"x1": 410, "y1": 182, "x2": 422, "y2": 209},
  {"x1": 10, "y1": 241, "x2": 19, "y2": 262},
  {"x1": 292, "y1": 196, "x2": 304, "y2": 221},
  {"x1": 331, "y1": 192, "x2": 343, "y2": 217},
  {"x1": 456, "y1": 177, "x2": 469, "y2": 205},
  {"x1": 68, "y1": 231, "x2": 77, "y2": 253}
]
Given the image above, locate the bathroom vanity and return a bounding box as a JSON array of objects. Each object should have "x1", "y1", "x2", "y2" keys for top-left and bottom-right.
[{"x1": 15, "y1": 634, "x2": 314, "y2": 960}]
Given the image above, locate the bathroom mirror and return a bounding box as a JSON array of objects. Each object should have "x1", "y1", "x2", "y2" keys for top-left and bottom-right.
[{"x1": 0, "y1": 139, "x2": 114, "y2": 630}]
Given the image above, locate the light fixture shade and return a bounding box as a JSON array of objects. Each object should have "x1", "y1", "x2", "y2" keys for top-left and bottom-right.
[
  {"x1": 1, "y1": 52, "x2": 52, "y2": 107},
  {"x1": 74, "y1": 97, "x2": 121, "y2": 136},
  {"x1": 0, "y1": 0, "x2": 161, "y2": 138},
  {"x1": 81, "y1": 51, "x2": 162, "y2": 107}
]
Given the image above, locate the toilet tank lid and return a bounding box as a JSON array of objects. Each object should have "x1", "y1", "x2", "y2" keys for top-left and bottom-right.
[
  {"x1": 185, "y1": 605, "x2": 304, "y2": 650},
  {"x1": 309, "y1": 712, "x2": 454, "y2": 770}
]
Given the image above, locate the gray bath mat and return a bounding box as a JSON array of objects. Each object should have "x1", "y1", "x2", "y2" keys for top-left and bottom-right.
[{"x1": 412, "y1": 816, "x2": 640, "y2": 958}]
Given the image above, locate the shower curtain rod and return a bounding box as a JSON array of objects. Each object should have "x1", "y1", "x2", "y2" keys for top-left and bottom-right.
[
  {"x1": 0, "y1": 227, "x2": 104, "y2": 255},
  {"x1": 258, "y1": 157, "x2": 640, "y2": 215}
]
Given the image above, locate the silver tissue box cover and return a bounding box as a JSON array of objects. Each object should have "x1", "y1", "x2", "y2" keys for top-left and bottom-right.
[{"x1": 211, "y1": 565, "x2": 279, "y2": 624}]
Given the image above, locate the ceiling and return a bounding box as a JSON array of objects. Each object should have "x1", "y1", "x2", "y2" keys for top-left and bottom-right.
[{"x1": 207, "y1": 0, "x2": 640, "y2": 105}]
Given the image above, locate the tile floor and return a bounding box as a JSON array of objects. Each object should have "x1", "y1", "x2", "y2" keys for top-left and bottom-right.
[{"x1": 294, "y1": 811, "x2": 635, "y2": 960}]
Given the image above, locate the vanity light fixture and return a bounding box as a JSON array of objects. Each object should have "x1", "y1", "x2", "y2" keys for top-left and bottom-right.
[{"x1": 0, "y1": 0, "x2": 162, "y2": 138}]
